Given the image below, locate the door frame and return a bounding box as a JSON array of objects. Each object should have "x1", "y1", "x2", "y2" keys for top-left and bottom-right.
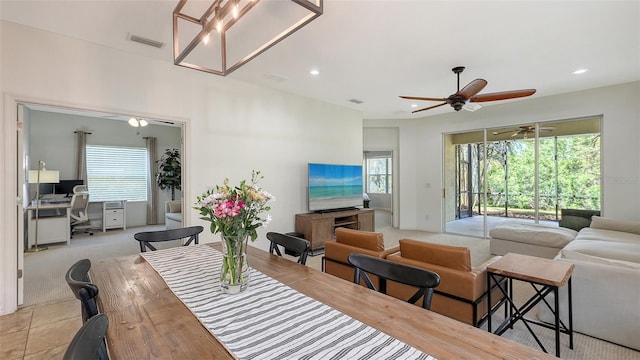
[{"x1": 1, "y1": 93, "x2": 189, "y2": 315}]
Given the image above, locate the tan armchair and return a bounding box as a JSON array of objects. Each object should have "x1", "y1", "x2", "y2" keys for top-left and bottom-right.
[
  {"x1": 322, "y1": 228, "x2": 399, "y2": 286},
  {"x1": 385, "y1": 239, "x2": 505, "y2": 327}
]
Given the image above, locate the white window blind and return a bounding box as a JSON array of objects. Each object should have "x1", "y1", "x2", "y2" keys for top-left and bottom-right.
[{"x1": 86, "y1": 145, "x2": 149, "y2": 202}]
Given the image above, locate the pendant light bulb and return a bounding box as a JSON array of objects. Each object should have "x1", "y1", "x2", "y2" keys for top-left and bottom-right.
[
  {"x1": 203, "y1": 33, "x2": 210, "y2": 45},
  {"x1": 139, "y1": 119, "x2": 148, "y2": 127},
  {"x1": 128, "y1": 117, "x2": 139, "y2": 127},
  {"x1": 215, "y1": 18, "x2": 223, "y2": 32},
  {"x1": 233, "y1": 1, "x2": 239, "y2": 19}
]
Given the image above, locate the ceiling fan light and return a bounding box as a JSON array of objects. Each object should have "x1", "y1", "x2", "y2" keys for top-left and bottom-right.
[{"x1": 463, "y1": 102, "x2": 482, "y2": 112}]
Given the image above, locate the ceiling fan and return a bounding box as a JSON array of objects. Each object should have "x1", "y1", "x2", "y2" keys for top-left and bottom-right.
[
  {"x1": 400, "y1": 66, "x2": 536, "y2": 114},
  {"x1": 492, "y1": 125, "x2": 555, "y2": 137}
]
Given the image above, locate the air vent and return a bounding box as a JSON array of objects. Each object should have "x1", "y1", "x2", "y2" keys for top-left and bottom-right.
[
  {"x1": 349, "y1": 99, "x2": 364, "y2": 104},
  {"x1": 127, "y1": 33, "x2": 165, "y2": 49}
]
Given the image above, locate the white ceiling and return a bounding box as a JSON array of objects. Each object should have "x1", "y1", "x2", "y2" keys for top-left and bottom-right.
[{"x1": 2, "y1": 0, "x2": 639, "y2": 119}]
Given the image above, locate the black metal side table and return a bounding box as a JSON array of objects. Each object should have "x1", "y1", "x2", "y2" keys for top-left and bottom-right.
[{"x1": 487, "y1": 253, "x2": 574, "y2": 357}]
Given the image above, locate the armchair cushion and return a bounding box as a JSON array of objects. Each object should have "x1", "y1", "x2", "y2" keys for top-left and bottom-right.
[
  {"x1": 335, "y1": 227, "x2": 384, "y2": 251},
  {"x1": 398, "y1": 239, "x2": 471, "y2": 271}
]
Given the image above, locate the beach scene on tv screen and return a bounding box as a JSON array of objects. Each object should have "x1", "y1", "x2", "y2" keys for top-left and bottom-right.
[{"x1": 308, "y1": 164, "x2": 362, "y2": 211}]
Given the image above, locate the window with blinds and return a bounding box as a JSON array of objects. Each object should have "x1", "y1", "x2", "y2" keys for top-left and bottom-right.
[{"x1": 86, "y1": 145, "x2": 149, "y2": 202}]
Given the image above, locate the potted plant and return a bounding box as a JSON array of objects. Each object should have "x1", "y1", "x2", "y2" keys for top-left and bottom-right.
[{"x1": 156, "y1": 148, "x2": 181, "y2": 200}]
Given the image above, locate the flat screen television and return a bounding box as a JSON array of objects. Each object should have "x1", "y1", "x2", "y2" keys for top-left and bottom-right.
[
  {"x1": 307, "y1": 163, "x2": 363, "y2": 212},
  {"x1": 55, "y1": 179, "x2": 84, "y2": 197}
]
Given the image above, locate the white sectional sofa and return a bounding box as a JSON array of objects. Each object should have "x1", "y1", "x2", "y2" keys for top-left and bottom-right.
[{"x1": 538, "y1": 217, "x2": 640, "y2": 350}]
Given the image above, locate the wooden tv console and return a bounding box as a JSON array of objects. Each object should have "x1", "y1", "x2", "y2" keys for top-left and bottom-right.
[{"x1": 295, "y1": 208, "x2": 375, "y2": 253}]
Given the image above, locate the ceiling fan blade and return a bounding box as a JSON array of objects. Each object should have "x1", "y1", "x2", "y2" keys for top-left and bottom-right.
[
  {"x1": 400, "y1": 96, "x2": 448, "y2": 102},
  {"x1": 457, "y1": 79, "x2": 487, "y2": 99},
  {"x1": 470, "y1": 89, "x2": 536, "y2": 102},
  {"x1": 412, "y1": 102, "x2": 447, "y2": 113},
  {"x1": 492, "y1": 129, "x2": 516, "y2": 135}
]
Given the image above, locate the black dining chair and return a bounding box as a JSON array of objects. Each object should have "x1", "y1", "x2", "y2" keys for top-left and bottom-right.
[
  {"x1": 347, "y1": 253, "x2": 441, "y2": 310},
  {"x1": 63, "y1": 313, "x2": 110, "y2": 360},
  {"x1": 134, "y1": 225, "x2": 204, "y2": 252},
  {"x1": 65, "y1": 259, "x2": 100, "y2": 323},
  {"x1": 267, "y1": 232, "x2": 311, "y2": 265}
]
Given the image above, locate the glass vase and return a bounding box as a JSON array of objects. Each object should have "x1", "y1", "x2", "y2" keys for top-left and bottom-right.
[{"x1": 219, "y1": 234, "x2": 250, "y2": 294}]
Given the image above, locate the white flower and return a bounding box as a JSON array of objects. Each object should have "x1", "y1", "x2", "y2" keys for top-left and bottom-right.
[
  {"x1": 263, "y1": 214, "x2": 272, "y2": 227},
  {"x1": 262, "y1": 191, "x2": 275, "y2": 201}
]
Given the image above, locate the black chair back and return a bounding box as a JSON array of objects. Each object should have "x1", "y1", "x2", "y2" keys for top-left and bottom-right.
[
  {"x1": 63, "y1": 313, "x2": 110, "y2": 360},
  {"x1": 65, "y1": 259, "x2": 99, "y2": 322},
  {"x1": 267, "y1": 232, "x2": 311, "y2": 265},
  {"x1": 134, "y1": 225, "x2": 204, "y2": 252},
  {"x1": 347, "y1": 253, "x2": 440, "y2": 310}
]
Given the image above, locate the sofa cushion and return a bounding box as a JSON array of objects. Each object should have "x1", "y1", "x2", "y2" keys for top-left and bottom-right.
[
  {"x1": 560, "y1": 248, "x2": 640, "y2": 269},
  {"x1": 167, "y1": 201, "x2": 182, "y2": 213},
  {"x1": 489, "y1": 222, "x2": 577, "y2": 248},
  {"x1": 166, "y1": 212, "x2": 182, "y2": 222},
  {"x1": 576, "y1": 227, "x2": 640, "y2": 244},
  {"x1": 398, "y1": 239, "x2": 471, "y2": 271},
  {"x1": 335, "y1": 228, "x2": 384, "y2": 251},
  {"x1": 590, "y1": 216, "x2": 640, "y2": 235},
  {"x1": 562, "y1": 238, "x2": 640, "y2": 264}
]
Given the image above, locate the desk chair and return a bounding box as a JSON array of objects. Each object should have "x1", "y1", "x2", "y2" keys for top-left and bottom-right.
[
  {"x1": 134, "y1": 226, "x2": 203, "y2": 252},
  {"x1": 70, "y1": 185, "x2": 93, "y2": 238},
  {"x1": 267, "y1": 232, "x2": 311, "y2": 265},
  {"x1": 63, "y1": 313, "x2": 109, "y2": 360},
  {"x1": 347, "y1": 253, "x2": 441, "y2": 310},
  {"x1": 65, "y1": 259, "x2": 99, "y2": 323}
]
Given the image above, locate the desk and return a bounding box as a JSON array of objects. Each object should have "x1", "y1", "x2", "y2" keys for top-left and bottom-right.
[
  {"x1": 487, "y1": 253, "x2": 574, "y2": 357},
  {"x1": 91, "y1": 244, "x2": 555, "y2": 360},
  {"x1": 26, "y1": 203, "x2": 71, "y2": 247}
]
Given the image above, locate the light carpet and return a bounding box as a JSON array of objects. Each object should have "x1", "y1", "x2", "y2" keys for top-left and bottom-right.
[{"x1": 22, "y1": 225, "x2": 639, "y2": 360}]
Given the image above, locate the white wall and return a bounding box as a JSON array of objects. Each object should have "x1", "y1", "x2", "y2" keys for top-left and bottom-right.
[
  {"x1": 0, "y1": 21, "x2": 363, "y2": 315},
  {"x1": 365, "y1": 81, "x2": 640, "y2": 231},
  {"x1": 29, "y1": 110, "x2": 182, "y2": 226}
]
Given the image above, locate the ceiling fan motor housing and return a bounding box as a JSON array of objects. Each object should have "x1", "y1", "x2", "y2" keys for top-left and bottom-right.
[{"x1": 448, "y1": 95, "x2": 467, "y2": 111}]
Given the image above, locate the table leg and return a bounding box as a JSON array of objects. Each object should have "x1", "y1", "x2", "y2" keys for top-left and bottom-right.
[
  {"x1": 568, "y1": 277, "x2": 573, "y2": 350},
  {"x1": 554, "y1": 286, "x2": 560, "y2": 357},
  {"x1": 487, "y1": 273, "x2": 492, "y2": 333}
]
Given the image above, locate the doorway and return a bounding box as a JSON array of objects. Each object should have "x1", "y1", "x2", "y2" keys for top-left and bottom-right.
[{"x1": 16, "y1": 101, "x2": 185, "y2": 306}]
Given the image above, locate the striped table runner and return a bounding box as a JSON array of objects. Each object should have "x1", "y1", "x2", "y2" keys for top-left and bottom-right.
[{"x1": 141, "y1": 245, "x2": 436, "y2": 360}]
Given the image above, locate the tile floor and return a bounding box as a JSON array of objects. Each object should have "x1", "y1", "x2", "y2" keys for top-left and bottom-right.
[{"x1": 0, "y1": 296, "x2": 81, "y2": 360}]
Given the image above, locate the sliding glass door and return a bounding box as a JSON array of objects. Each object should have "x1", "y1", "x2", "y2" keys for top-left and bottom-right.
[{"x1": 443, "y1": 117, "x2": 601, "y2": 237}]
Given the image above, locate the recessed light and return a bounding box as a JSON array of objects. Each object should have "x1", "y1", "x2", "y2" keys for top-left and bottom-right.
[
  {"x1": 572, "y1": 68, "x2": 588, "y2": 75},
  {"x1": 309, "y1": 69, "x2": 320, "y2": 76},
  {"x1": 410, "y1": 104, "x2": 418, "y2": 108}
]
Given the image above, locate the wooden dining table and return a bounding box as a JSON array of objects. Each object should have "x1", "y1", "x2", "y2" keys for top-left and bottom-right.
[{"x1": 90, "y1": 243, "x2": 555, "y2": 359}]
